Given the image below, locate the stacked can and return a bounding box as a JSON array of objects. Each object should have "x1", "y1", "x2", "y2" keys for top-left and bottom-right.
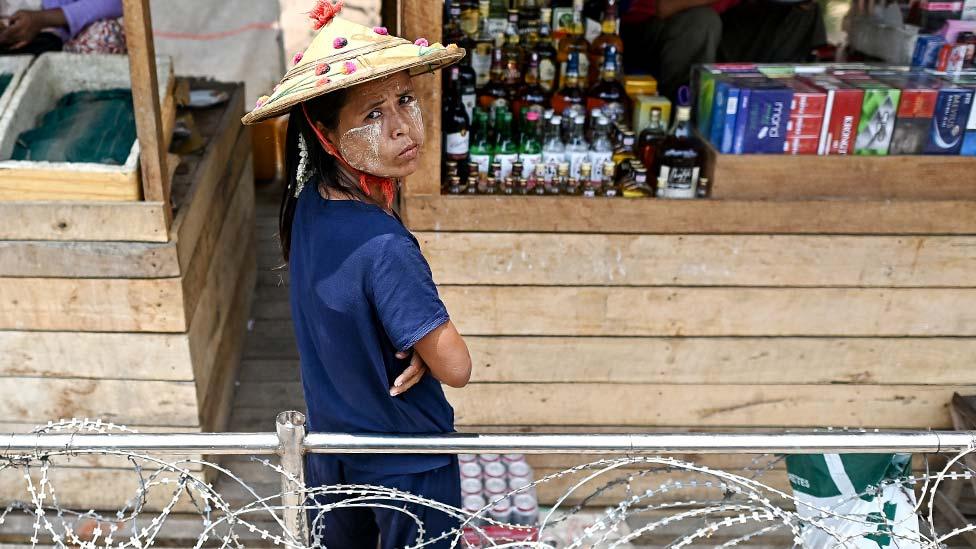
[{"x1": 457, "y1": 453, "x2": 540, "y2": 526}]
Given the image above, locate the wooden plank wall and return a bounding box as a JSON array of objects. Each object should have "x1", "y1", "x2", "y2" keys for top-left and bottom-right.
[
  {"x1": 413, "y1": 227, "x2": 976, "y2": 431},
  {"x1": 0, "y1": 86, "x2": 255, "y2": 511}
]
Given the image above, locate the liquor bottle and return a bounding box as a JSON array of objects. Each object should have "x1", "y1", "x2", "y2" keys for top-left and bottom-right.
[
  {"x1": 587, "y1": 116, "x2": 613, "y2": 184},
  {"x1": 460, "y1": 0, "x2": 480, "y2": 38},
  {"x1": 550, "y1": 0, "x2": 574, "y2": 43},
  {"x1": 514, "y1": 52, "x2": 550, "y2": 119},
  {"x1": 655, "y1": 106, "x2": 704, "y2": 199},
  {"x1": 600, "y1": 160, "x2": 618, "y2": 197},
  {"x1": 540, "y1": 164, "x2": 559, "y2": 194},
  {"x1": 467, "y1": 162, "x2": 481, "y2": 192},
  {"x1": 564, "y1": 114, "x2": 589, "y2": 180},
  {"x1": 588, "y1": 0, "x2": 623, "y2": 84},
  {"x1": 542, "y1": 115, "x2": 565, "y2": 184},
  {"x1": 516, "y1": 176, "x2": 530, "y2": 195},
  {"x1": 534, "y1": 8, "x2": 559, "y2": 93},
  {"x1": 443, "y1": 159, "x2": 459, "y2": 192},
  {"x1": 519, "y1": 0, "x2": 542, "y2": 46},
  {"x1": 586, "y1": 45, "x2": 629, "y2": 123},
  {"x1": 487, "y1": 0, "x2": 509, "y2": 35},
  {"x1": 696, "y1": 176, "x2": 710, "y2": 198},
  {"x1": 471, "y1": 0, "x2": 494, "y2": 87},
  {"x1": 468, "y1": 109, "x2": 493, "y2": 176},
  {"x1": 612, "y1": 130, "x2": 636, "y2": 167},
  {"x1": 479, "y1": 47, "x2": 509, "y2": 115},
  {"x1": 443, "y1": 66, "x2": 471, "y2": 167},
  {"x1": 556, "y1": 0, "x2": 590, "y2": 89},
  {"x1": 447, "y1": 175, "x2": 463, "y2": 194},
  {"x1": 582, "y1": 176, "x2": 597, "y2": 197},
  {"x1": 490, "y1": 161, "x2": 502, "y2": 181},
  {"x1": 532, "y1": 165, "x2": 546, "y2": 195},
  {"x1": 493, "y1": 110, "x2": 519, "y2": 180},
  {"x1": 458, "y1": 53, "x2": 479, "y2": 123},
  {"x1": 636, "y1": 107, "x2": 666, "y2": 175},
  {"x1": 560, "y1": 163, "x2": 579, "y2": 195},
  {"x1": 465, "y1": 178, "x2": 478, "y2": 193},
  {"x1": 519, "y1": 110, "x2": 544, "y2": 180},
  {"x1": 444, "y1": 2, "x2": 465, "y2": 45},
  {"x1": 552, "y1": 51, "x2": 585, "y2": 115},
  {"x1": 622, "y1": 164, "x2": 653, "y2": 198},
  {"x1": 484, "y1": 175, "x2": 498, "y2": 194},
  {"x1": 578, "y1": 163, "x2": 592, "y2": 194},
  {"x1": 501, "y1": 176, "x2": 514, "y2": 194},
  {"x1": 502, "y1": 10, "x2": 523, "y2": 90}
]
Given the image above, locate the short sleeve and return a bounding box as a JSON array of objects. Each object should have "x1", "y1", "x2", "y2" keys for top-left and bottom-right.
[{"x1": 366, "y1": 234, "x2": 450, "y2": 352}]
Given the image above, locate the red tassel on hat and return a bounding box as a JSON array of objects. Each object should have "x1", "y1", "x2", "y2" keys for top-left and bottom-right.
[{"x1": 309, "y1": 0, "x2": 344, "y2": 30}]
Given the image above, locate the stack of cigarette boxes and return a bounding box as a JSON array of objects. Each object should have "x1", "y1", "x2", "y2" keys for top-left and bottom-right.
[{"x1": 695, "y1": 64, "x2": 976, "y2": 156}]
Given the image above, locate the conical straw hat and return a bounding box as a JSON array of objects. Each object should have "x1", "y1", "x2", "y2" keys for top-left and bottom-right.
[{"x1": 242, "y1": 1, "x2": 464, "y2": 125}]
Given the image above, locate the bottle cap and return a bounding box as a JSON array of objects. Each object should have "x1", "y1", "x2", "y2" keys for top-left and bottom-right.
[
  {"x1": 550, "y1": 115, "x2": 562, "y2": 125},
  {"x1": 526, "y1": 110, "x2": 540, "y2": 122},
  {"x1": 574, "y1": 115, "x2": 586, "y2": 125}
]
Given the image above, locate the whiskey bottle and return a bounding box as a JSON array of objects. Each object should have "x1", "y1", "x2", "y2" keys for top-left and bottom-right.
[
  {"x1": 502, "y1": 10, "x2": 523, "y2": 90},
  {"x1": 556, "y1": 0, "x2": 589, "y2": 88},
  {"x1": 534, "y1": 7, "x2": 559, "y2": 93},
  {"x1": 503, "y1": 175, "x2": 515, "y2": 194},
  {"x1": 514, "y1": 52, "x2": 550, "y2": 118},
  {"x1": 600, "y1": 160, "x2": 618, "y2": 197},
  {"x1": 557, "y1": 162, "x2": 574, "y2": 194},
  {"x1": 586, "y1": 44, "x2": 629, "y2": 123},
  {"x1": 517, "y1": 176, "x2": 530, "y2": 195},
  {"x1": 587, "y1": 0, "x2": 623, "y2": 84},
  {"x1": 479, "y1": 47, "x2": 510, "y2": 115},
  {"x1": 484, "y1": 175, "x2": 498, "y2": 194},
  {"x1": 471, "y1": 0, "x2": 494, "y2": 87},
  {"x1": 636, "y1": 107, "x2": 666, "y2": 176},
  {"x1": 448, "y1": 175, "x2": 463, "y2": 194},
  {"x1": 655, "y1": 105, "x2": 704, "y2": 199},
  {"x1": 552, "y1": 51, "x2": 585, "y2": 115}
]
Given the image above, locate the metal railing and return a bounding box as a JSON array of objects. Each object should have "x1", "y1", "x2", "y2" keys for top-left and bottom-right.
[{"x1": 1, "y1": 411, "x2": 975, "y2": 548}]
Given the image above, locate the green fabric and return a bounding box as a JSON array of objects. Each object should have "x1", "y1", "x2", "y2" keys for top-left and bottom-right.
[
  {"x1": 12, "y1": 88, "x2": 135, "y2": 165},
  {"x1": 0, "y1": 74, "x2": 12, "y2": 98}
]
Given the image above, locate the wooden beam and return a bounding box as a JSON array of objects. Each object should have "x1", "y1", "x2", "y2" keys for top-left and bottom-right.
[
  {"x1": 443, "y1": 383, "x2": 968, "y2": 428},
  {"x1": 0, "y1": 201, "x2": 169, "y2": 242},
  {"x1": 462, "y1": 336, "x2": 976, "y2": 385},
  {"x1": 417, "y1": 232, "x2": 976, "y2": 288},
  {"x1": 437, "y1": 286, "x2": 976, "y2": 337},
  {"x1": 0, "y1": 240, "x2": 179, "y2": 278},
  {"x1": 402, "y1": 195, "x2": 976, "y2": 234},
  {"x1": 400, "y1": 0, "x2": 442, "y2": 198},
  {"x1": 123, "y1": 0, "x2": 171, "y2": 223}
]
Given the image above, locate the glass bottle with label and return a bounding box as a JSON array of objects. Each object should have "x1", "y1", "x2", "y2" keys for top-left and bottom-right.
[
  {"x1": 443, "y1": 2, "x2": 465, "y2": 45},
  {"x1": 519, "y1": 0, "x2": 542, "y2": 46},
  {"x1": 564, "y1": 114, "x2": 589, "y2": 180},
  {"x1": 457, "y1": 53, "x2": 478, "y2": 123},
  {"x1": 622, "y1": 165, "x2": 652, "y2": 198},
  {"x1": 472, "y1": 0, "x2": 494, "y2": 88},
  {"x1": 518, "y1": 110, "x2": 544, "y2": 179},
  {"x1": 552, "y1": 51, "x2": 585, "y2": 115},
  {"x1": 587, "y1": 116, "x2": 613, "y2": 184},
  {"x1": 561, "y1": 163, "x2": 578, "y2": 195},
  {"x1": 493, "y1": 110, "x2": 519, "y2": 179},
  {"x1": 556, "y1": 0, "x2": 589, "y2": 89},
  {"x1": 502, "y1": 10, "x2": 523, "y2": 90},
  {"x1": 541, "y1": 115, "x2": 565, "y2": 184},
  {"x1": 655, "y1": 105, "x2": 704, "y2": 199},
  {"x1": 467, "y1": 162, "x2": 481, "y2": 192},
  {"x1": 550, "y1": 0, "x2": 574, "y2": 43},
  {"x1": 483, "y1": 175, "x2": 498, "y2": 194},
  {"x1": 502, "y1": 175, "x2": 515, "y2": 194},
  {"x1": 588, "y1": 0, "x2": 623, "y2": 84},
  {"x1": 443, "y1": 160, "x2": 459, "y2": 193},
  {"x1": 460, "y1": 0, "x2": 480, "y2": 38},
  {"x1": 479, "y1": 47, "x2": 510, "y2": 115},
  {"x1": 586, "y1": 44, "x2": 629, "y2": 123},
  {"x1": 600, "y1": 160, "x2": 618, "y2": 197},
  {"x1": 468, "y1": 109, "x2": 493, "y2": 176},
  {"x1": 447, "y1": 175, "x2": 463, "y2": 194},
  {"x1": 532, "y1": 165, "x2": 546, "y2": 195},
  {"x1": 516, "y1": 176, "x2": 530, "y2": 195},
  {"x1": 636, "y1": 107, "x2": 666, "y2": 177},
  {"x1": 534, "y1": 8, "x2": 559, "y2": 93},
  {"x1": 443, "y1": 66, "x2": 471, "y2": 168},
  {"x1": 514, "y1": 52, "x2": 550, "y2": 120}
]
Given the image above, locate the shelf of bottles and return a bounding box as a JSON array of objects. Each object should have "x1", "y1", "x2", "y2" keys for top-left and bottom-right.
[{"x1": 440, "y1": 0, "x2": 709, "y2": 199}]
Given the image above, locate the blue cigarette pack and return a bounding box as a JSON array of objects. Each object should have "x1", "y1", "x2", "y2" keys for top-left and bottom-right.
[
  {"x1": 709, "y1": 76, "x2": 768, "y2": 153},
  {"x1": 732, "y1": 82, "x2": 794, "y2": 154},
  {"x1": 911, "y1": 35, "x2": 947, "y2": 68},
  {"x1": 924, "y1": 83, "x2": 974, "y2": 155},
  {"x1": 945, "y1": 75, "x2": 976, "y2": 156}
]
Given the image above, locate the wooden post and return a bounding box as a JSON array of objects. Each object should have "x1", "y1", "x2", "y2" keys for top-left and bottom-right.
[
  {"x1": 400, "y1": 0, "x2": 442, "y2": 198},
  {"x1": 123, "y1": 0, "x2": 171, "y2": 225}
]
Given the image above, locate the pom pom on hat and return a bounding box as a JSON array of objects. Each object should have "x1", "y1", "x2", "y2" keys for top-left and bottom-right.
[
  {"x1": 373, "y1": 26, "x2": 388, "y2": 35},
  {"x1": 310, "y1": 0, "x2": 344, "y2": 30},
  {"x1": 315, "y1": 62, "x2": 330, "y2": 76},
  {"x1": 414, "y1": 38, "x2": 429, "y2": 47},
  {"x1": 342, "y1": 61, "x2": 357, "y2": 74},
  {"x1": 333, "y1": 37, "x2": 348, "y2": 49},
  {"x1": 255, "y1": 95, "x2": 270, "y2": 108},
  {"x1": 292, "y1": 51, "x2": 304, "y2": 65}
]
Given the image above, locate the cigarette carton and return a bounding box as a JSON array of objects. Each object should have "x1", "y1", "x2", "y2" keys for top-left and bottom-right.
[
  {"x1": 732, "y1": 81, "x2": 794, "y2": 154},
  {"x1": 838, "y1": 78, "x2": 901, "y2": 155},
  {"x1": 780, "y1": 78, "x2": 827, "y2": 154},
  {"x1": 911, "y1": 34, "x2": 947, "y2": 68},
  {"x1": 802, "y1": 75, "x2": 865, "y2": 155},
  {"x1": 708, "y1": 75, "x2": 768, "y2": 153},
  {"x1": 924, "y1": 81, "x2": 974, "y2": 154},
  {"x1": 875, "y1": 75, "x2": 939, "y2": 154}
]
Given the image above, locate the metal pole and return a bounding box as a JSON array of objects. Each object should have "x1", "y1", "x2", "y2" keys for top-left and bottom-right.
[
  {"x1": 276, "y1": 411, "x2": 309, "y2": 548},
  {"x1": 0, "y1": 432, "x2": 280, "y2": 454},
  {"x1": 302, "y1": 431, "x2": 976, "y2": 455}
]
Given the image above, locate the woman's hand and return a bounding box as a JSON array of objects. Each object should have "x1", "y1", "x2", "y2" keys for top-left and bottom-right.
[
  {"x1": 0, "y1": 9, "x2": 66, "y2": 49},
  {"x1": 390, "y1": 349, "x2": 428, "y2": 396}
]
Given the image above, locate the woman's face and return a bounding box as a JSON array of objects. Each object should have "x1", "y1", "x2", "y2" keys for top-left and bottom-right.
[{"x1": 320, "y1": 71, "x2": 424, "y2": 178}]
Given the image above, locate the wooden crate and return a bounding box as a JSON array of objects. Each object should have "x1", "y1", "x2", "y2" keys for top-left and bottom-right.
[
  {"x1": 398, "y1": 0, "x2": 976, "y2": 437},
  {"x1": 0, "y1": 84, "x2": 254, "y2": 511},
  {"x1": 0, "y1": 53, "x2": 177, "y2": 202}
]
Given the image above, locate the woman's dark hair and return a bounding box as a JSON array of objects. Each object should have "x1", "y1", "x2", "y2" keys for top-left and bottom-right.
[{"x1": 279, "y1": 89, "x2": 371, "y2": 262}]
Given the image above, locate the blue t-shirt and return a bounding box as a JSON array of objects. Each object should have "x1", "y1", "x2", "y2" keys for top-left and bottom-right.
[{"x1": 290, "y1": 186, "x2": 455, "y2": 474}]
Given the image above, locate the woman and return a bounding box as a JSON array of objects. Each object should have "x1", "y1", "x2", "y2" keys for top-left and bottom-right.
[
  {"x1": 0, "y1": 0, "x2": 125, "y2": 55},
  {"x1": 241, "y1": 3, "x2": 472, "y2": 547}
]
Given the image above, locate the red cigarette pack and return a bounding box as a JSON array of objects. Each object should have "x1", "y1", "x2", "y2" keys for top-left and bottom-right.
[
  {"x1": 780, "y1": 78, "x2": 827, "y2": 154},
  {"x1": 801, "y1": 75, "x2": 864, "y2": 155}
]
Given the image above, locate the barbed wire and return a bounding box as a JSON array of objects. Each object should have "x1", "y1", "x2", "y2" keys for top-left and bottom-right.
[{"x1": 1, "y1": 418, "x2": 975, "y2": 548}]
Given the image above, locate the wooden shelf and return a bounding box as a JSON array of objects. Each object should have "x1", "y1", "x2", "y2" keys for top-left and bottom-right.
[{"x1": 403, "y1": 194, "x2": 976, "y2": 234}]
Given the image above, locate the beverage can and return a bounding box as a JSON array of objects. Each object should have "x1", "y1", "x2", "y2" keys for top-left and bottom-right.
[
  {"x1": 502, "y1": 453, "x2": 525, "y2": 464},
  {"x1": 460, "y1": 461, "x2": 483, "y2": 479},
  {"x1": 483, "y1": 461, "x2": 507, "y2": 479},
  {"x1": 488, "y1": 496, "x2": 513, "y2": 524},
  {"x1": 511, "y1": 493, "x2": 539, "y2": 526},
  {"x1": 458, "y1": 453, "x2": 478, "y2": 464},
  {"x1": 507, "y1": 460, "x2": 532, "y2": 478},
  {"x1": 461, "y1": 477, "x2": 483, "y2": 496},
  {"x1": 508, "y1": 475, "x2": 536, "y2": 496},
  {"x1": 479, "y1": 453, "x2": 501, "y2": 463},
  {"x1": 483, "y1": 476, "x2": 508, "y2": 495},
  {"x1": 462, "y1": 494, "x2": 488, "y2": 526}
]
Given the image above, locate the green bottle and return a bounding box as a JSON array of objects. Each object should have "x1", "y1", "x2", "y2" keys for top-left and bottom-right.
[
  {"x1": 518, "y1": 110, "x2": 543, "y2": 179},
  {"x1": 493, "y1": 109, "x2": 519, "y2": 180},
  {"x1": 468, "y1": 108, "x2": 493, "y2": 177}
]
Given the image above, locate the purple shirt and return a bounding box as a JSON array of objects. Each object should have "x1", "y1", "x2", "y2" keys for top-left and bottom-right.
[{"x1": 42, "y1": 0, "x2": 122, "y2": 40}]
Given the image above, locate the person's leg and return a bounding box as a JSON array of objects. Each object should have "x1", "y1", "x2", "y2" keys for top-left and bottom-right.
[
  {"x1": 304, "y1": 454, "x2": 380, "y2": 548},
  {"x1": 355, "y1": 458, "x2": 462, "y2": 549},
  {"x1": 719, "y1": 2, "x2": 826, "y2": 62},
  {"x1": 622, "y1": 7, "x2": 722, "y2": 102}
]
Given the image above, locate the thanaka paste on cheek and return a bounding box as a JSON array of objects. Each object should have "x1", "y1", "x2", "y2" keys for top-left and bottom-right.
[{"x1": 338, "y1": 121, "x2": 385, "y2": 175}]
